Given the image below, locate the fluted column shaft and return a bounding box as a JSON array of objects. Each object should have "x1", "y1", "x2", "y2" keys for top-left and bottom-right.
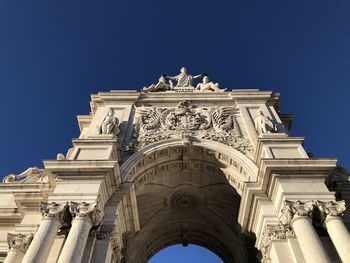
[
  {"x1": 57, "y1": 202, "x2": 102, "y2": 263},
  {"x1": 291, "y1": 216, "x2": 330, "y2": 263},
  {"x1": 22, "y1": 202, "x2": 68, "y2": 263}
]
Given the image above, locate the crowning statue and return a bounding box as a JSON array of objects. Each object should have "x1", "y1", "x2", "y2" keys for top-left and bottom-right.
[
  {"x1": 141, "y1": 67, "x2": 226, "y2": 92},
  {"x1": 142, "y1": 74, "x2": 171, "y2": 92},
  {"x1": 196, "y1": 74, "x2": 226, "y2": 92},
  {"x1": 254, "y1": 110, "x2": 277, "y2": 134},
  {"x1": 166, "y1": 67, "x2": 202, "y2": 87},
  {"x1": 100, "y1": 109, "x2": 120, "y2": 136}
]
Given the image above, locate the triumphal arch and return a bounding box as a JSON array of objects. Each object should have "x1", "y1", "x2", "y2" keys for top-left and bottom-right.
[{"x1": 1, "y1": 68, "x2": 349, "y2": 263}]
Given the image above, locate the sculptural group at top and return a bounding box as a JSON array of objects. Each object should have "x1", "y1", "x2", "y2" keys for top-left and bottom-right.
[{"x1": 142, "y1": 67, "x2": 226, "y2": 93}]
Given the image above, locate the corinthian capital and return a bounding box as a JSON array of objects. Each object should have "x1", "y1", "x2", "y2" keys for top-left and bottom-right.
[
  {"x1": 40, "y1": 202, "x2": 70, "y2": 225},
  {"x1": 70, "y1": 201, "x2": 102, "y2": 226},
  {"x1": 279, "y1": 200, "x2": 314, "y2": 225},
  {"x1": 7, "y1": 233, "x2": 33, "y2": 253},
  {"x1": 316, "y1": 200, "x2": 346, "y2": 224}
]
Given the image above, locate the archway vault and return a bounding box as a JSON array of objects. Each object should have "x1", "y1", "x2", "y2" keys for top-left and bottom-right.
[
  {"x1": 121, "y1": 139, "x2": 259, "y2": 263},
  {"x1": 121, "y1": 138, "x2": 258, "y2": 195}
]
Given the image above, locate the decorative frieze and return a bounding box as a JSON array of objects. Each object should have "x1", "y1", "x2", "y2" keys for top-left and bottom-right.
[{"x1": 7, "y1": 233, "x2": 33, "y2": 253}]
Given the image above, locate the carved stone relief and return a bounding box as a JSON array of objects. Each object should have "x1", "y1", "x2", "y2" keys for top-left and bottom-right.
[
  {"x1": 133, "y1": 101, "x2": 253, "y2": 156},
  {"x1": 259, "y1": 224, "x2": 295, "y2": 262},
  {"x1": 99, "y1": 109, "x2": 120, "y2": 136},
  {"x1": 2, "y1": 167, "x2": 48, "y2": 184},
  {"x1": 7, "y1": 233, "x2": 33, "y2": 253},
  {"x1": 254, "y1": 110, "x2": 277, "y2": 135}
]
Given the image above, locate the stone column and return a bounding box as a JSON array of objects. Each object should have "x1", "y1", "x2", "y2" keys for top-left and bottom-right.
[
  {"x1": 22, "y1": 202, "x2": 69, "y2": 263},
  {"x1": 317, "y1": 200, "x2": 350, "y2": 262},
  {"x1": 57, "y1": 202, "x2": 102, "y2": 263},
  {"x1": 280, "y1": 200, "x2": 330, "y2": 263},
  {"x1": 4, "y1": 233, "x2": 33, "y2": 263}
]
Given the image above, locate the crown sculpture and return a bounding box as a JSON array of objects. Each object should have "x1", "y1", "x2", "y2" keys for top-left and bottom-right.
[{"x1": 142, "y1": 66, "x2": 226, "y2": 93}]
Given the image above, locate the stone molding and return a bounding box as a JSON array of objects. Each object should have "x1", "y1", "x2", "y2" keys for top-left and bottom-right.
[
  {"x1": 259, "y1": 224, "x2": 294, "y2": 262},
  {"x1": 69, "y1": 201, "x2": 102, "y2": 226},
  {"x1": 7, "y1": 233, "x2": 33, "y2": 253}
]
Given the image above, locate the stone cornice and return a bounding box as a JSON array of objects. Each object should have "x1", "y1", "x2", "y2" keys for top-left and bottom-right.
[{"x1": 238, "y1": 158, "x2": 337, "y2": 231}]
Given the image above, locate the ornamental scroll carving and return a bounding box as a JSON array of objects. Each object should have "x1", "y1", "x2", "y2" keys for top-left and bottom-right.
[
  {"x1": 2, "y1": 167, "x2": 48, "y2": 184},
  {"x1": 133, "y1": 101, "x2": 253, "y2": 156}
]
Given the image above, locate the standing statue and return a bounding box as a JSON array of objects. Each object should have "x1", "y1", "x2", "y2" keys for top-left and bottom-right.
[
  {"x1": 142, "y1": 74, "x2": 172, "y2": 92},
  {"x1": 254, "y1": 110, "x2": 277, "y2": 134},
  {"x1": 196, "y1": 74, "x2": 226, "y2": 92},
  {"x1": 167, "y1": 67, "x2": 203, "y2": 87},
  {"x1": 100, "y1": 109, "x2": 120, "y2": 136}
]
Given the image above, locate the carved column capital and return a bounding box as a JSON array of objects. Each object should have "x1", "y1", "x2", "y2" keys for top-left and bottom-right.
[
  {"x1": 40, "y1": 202, "x2": 70, "y2": 225},
  {"x1": 316, "y1": 200, "x2": 346, "y2": 224},
  {"x1": 279, "y1": 200, "x2": 315, "y2": 225},
  {"x1": 7, "y1": 233, "x2": 33, "y2": 253},
  {"x1": 69, "y1": 201, "x2": 102, "y2": 226},
  {"x1": 260, "y1": 224, "x2": 294, "y2": 262}
]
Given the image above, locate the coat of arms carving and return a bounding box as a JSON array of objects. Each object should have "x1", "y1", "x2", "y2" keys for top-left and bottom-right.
[{"x1": 133, "y1": 101, "x2": 253, "y2": 156}]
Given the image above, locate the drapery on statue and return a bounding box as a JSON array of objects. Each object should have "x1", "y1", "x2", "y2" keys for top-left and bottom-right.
[
  {"x1": 142, "y1": 75, "x2": 172, "y2": 93},
  {"x1": 196, "y1": 74, "x2": 226, "y2": 92},
  {"x1": 254, "y1": 110, "x2": 277, "y2": 134},
  {"x1": 100, "y1": 109, "x2": 120, "y2": 135},
  {"x1": 166, "y1": 67, "x2": 203, "y2": 87}
]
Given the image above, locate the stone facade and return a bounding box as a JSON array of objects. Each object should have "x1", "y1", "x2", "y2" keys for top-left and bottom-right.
[{"x1": 0, "y1": 74, "x2": 349, "y2": 262}]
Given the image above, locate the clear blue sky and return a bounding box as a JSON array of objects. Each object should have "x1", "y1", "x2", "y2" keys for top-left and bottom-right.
[{"x1": 0, "y1": 1, "x2": 349, "y2": 262}]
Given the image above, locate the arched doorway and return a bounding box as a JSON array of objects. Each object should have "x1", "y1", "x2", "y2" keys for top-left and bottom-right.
[{"x1": 121, "y1": 139, "x2": 259, "y2": 263}]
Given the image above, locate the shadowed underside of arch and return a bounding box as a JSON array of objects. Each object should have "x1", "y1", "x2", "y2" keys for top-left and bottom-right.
[{"x1": 121, "y1": 139, "x2": 259, "y2": 263}]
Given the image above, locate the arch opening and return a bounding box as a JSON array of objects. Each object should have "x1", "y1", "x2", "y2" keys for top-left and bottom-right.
[
  {"x1": 122, "y1": 140, "x2": 258, "y2": 263},
  {"x1": 148, "y1": 244, "x2": 224, "y2": 263}
]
